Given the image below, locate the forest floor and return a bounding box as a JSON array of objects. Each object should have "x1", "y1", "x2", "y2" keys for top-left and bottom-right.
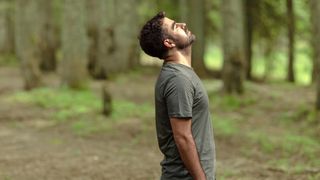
[{"x1": 0, "y1": 66, "x2": 319, "y2": 180}]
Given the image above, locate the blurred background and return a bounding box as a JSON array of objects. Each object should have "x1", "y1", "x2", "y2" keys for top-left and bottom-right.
[{"x1": 0, "y1": 0, "x2": 319, "y2": 179}]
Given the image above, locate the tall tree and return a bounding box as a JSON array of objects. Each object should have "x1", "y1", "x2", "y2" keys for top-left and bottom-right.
[
  {"x1": 244, "y1": 0, "x2": 256, "y2": 80},
  {"x1": 61, "y1": 0, "x2": 88, "y2": 89},
  {"x1": 310, "y1": 0, "x2": 320, "y2": 110},
  {"x1": 251, "y1": 0, "x2": 286, "y2": 81},
  {"x1": 286, "y1": 0, "x2": 295, "y2": 82},
  {"x1": 15, "y1": 0, "x2": 43, "y2": 90},
  {"x1": 86, "y1": 0, "x2": 112, "y2": 115},
  {"x1": 98, "y1": 0, "x2": 116, "y2": 78},
  {"x1": 221, "y1": 0, "x2": 246, "y2": 94},
  {"x1": 310, "y1": 0, "x2": 320, "y2": 84},
  {"x1": 187, "y1": 0, "x2": 208, "y2": 77},
  {"x1": 0, "y1": 0, "x2": 14, "y2": 54},
  {"x1": 86, "y1": 0, "x2": 109, "y2": 79},
  {"x1": 38, "y1": 0, "x2": 58, "y2": 72},
  {"x1": 97, "y1": 0, "x2": 113, "y2": 116},
  {"x1": 111, "y1": 0, "x2": 140, "y2": 74}
]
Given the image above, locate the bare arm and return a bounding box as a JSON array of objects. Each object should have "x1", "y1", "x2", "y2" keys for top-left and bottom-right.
[{"x1": 170, "y1": 117, "x2": 206, "y2": 180}]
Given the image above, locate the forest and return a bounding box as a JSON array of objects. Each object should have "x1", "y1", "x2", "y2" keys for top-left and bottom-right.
[{"x1": 0, "y1": 0, "x2": 319, "y2": 179}]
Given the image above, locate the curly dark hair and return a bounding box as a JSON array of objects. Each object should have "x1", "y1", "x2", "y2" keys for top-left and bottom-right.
[{"x1": 139, "y1": 12, "x2": 169, "y2": 59}]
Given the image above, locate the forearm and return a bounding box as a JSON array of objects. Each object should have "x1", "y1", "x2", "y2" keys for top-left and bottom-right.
[{"x1": 175, "y1": 135, "x2": 206, "y2": 180}]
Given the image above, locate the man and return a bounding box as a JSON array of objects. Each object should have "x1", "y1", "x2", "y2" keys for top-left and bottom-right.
[{"x1": 139, "y1": 12, "x2": 216, "y2": 180}]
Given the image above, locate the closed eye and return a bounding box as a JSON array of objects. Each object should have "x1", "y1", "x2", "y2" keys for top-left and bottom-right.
[{"x1": 171, "y1": 21, "x2": 176, "y2": 30}]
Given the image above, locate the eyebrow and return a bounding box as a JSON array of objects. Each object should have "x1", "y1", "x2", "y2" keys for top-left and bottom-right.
[{"x1": 171, "y1": 21, "x2": 176, "y2": 30}]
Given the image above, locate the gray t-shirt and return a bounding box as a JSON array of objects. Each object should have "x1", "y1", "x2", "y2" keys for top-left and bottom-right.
[{"x1": 155, "y1": 62, "x2": 215, "y2": 180}]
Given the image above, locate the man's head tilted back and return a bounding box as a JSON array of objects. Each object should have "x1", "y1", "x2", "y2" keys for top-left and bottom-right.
[
  {"x1": 139, "y1": 12, "x2": 196, "y2": 60},
  {"x1": 139, "y1": 12, "x2": 168, "y2": 59}
]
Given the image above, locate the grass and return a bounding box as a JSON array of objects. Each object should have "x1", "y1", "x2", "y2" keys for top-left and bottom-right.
[
  {"x1": 207, "y1": 81, "x2": 320, "y2": 176},
  {"x1": 213, "y1": 116, "x2": 240, "y2": 137},
  {"x1": 2, "y1": 176, "x2": 12, "y2": 180},
  {"x1": 2, "y1": 65, "x2": 319, "y2": 179},
  {"x1": 209, "y1": 92, "x2": 257, "y2": 111},
  {"x1": 71, "y1": 116, "x2": 111, "y2": 135},
  {"x1": 279, "y1": 104, "x2": 320, "y2": 124},
  {"x1": 111, "y1": 100, "x2": 153, "y2": 120},
  {"x1": 0, "y1": 53, "x2": 18, "y2": 66},
  {"x1": 71, "y1": 101, "x2": 154, "y2": 136},
  {"x1": 7, "y1": 87, "x2": 154, "y2": 135},
  {"x1": 8, "y1": 87, "x2": 101, "y2": 122},
  {"x1": 247, "y1": 130, "x2": 320, "y2": 164}
]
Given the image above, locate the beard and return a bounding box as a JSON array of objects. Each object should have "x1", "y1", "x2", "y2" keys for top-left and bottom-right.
[{"x1": 174, "y1": 33, "x2": 196, "y2": 50}]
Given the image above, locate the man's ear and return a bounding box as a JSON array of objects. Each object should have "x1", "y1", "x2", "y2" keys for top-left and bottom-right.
[{"x1": 163, "y1": 39, "x2": 176, "y2": 48}]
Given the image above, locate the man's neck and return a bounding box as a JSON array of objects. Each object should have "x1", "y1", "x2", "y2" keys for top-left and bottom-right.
[{"x1": 164, "y1": 47, "x2": 192, "y2": 67}]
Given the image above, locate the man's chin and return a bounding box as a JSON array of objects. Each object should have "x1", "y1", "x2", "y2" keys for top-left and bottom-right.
[
  {"x1": 190, "y1": 34, "x2": 196, "y2": 42},
  {"x1": 175, "y1": 34, "x2": 196, "y2": 49},
  {"x1": 189, "y1": 34, "x2": 196, "y2": 44}
]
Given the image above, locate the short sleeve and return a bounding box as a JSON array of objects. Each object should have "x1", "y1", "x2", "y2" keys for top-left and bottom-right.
[{"x1": 164, "y1": 74, "x2": 194, "y2": 118}]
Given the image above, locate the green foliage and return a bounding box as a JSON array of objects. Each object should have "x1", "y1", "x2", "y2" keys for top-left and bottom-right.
[
  {"x1": 295, "y1": 0, "x2": 311, "y2": 40},
  {"x1": 252, "y1": 50, "x2": 287, "y2": 80},
  {"x1": 205, "y1": 43, "x2": 312, "y2": 85},
  {"x1": 160, "y1": 1, "x2": 179, "y2": 19},
  {"x1": 253, "y1": 0, "x2": 286, "y2": 40},
  {"x1": 205, "y1": 44, "x2": 223, "y2": 70},
  {"x1": 137, "y1": 0, "x2": 158, "y2": 25},
  {"x1": 205, "y1": 0, "x2": 221, "y2": 39}
]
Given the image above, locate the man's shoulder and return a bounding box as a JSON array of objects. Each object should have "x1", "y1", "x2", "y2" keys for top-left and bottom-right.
[
  {"x1": 161, "y1": 64, "x2": 193, "y2": 79},
  {"x1": 158, "y1": 69, "x2": 192, "y2": 85}
]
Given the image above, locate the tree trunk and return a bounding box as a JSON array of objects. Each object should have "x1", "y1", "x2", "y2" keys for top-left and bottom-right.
[
  {"x1": 310, "y1": 0, "x2": 320, "y2": 110},
  {"x1": 87, "y1": 0, "x2": 104, "y2": 79},
  {"x1": 286, "y1": 0, "x2": 295, "y2": 82},
  {"x1": 111, "y1": 0, "x2": 140, "y2": 74},
  {"x1": 0, "y1": 1, "x2": 15, "y2": 54},
  {"x1": 317, "y1": 75, "x2": 320, "y2": 111},
  {"x1": 310, "y1": 0, "x2": 320, "y2": 85},
  {"x1": 221, "y1": 0, "x2": 246, "y2": 94},
  {"x1": 244, "y1": 0, "x2": 253, "y2": 80},
  {"x1": 187, "y1": 0, "x2": 208, "y2": 78},
  {"x1": 102, "y1": 82, "x2": 112, "y2": 116},
  {"x1": 0, "y1": 5, "x2": 8, "y2": 53},
  {"x1": 61, "y1": 0, "x2": 88, "y2": 89},
  {"x1": 15, "y1": 0, "x2": 43, "y2": 90},
  {"x1": 38, "y1": 0, "x2": 57, "y2": 72},
  {"x1": 96, "y1": 0, "x2": 116, "y2": 79}
]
